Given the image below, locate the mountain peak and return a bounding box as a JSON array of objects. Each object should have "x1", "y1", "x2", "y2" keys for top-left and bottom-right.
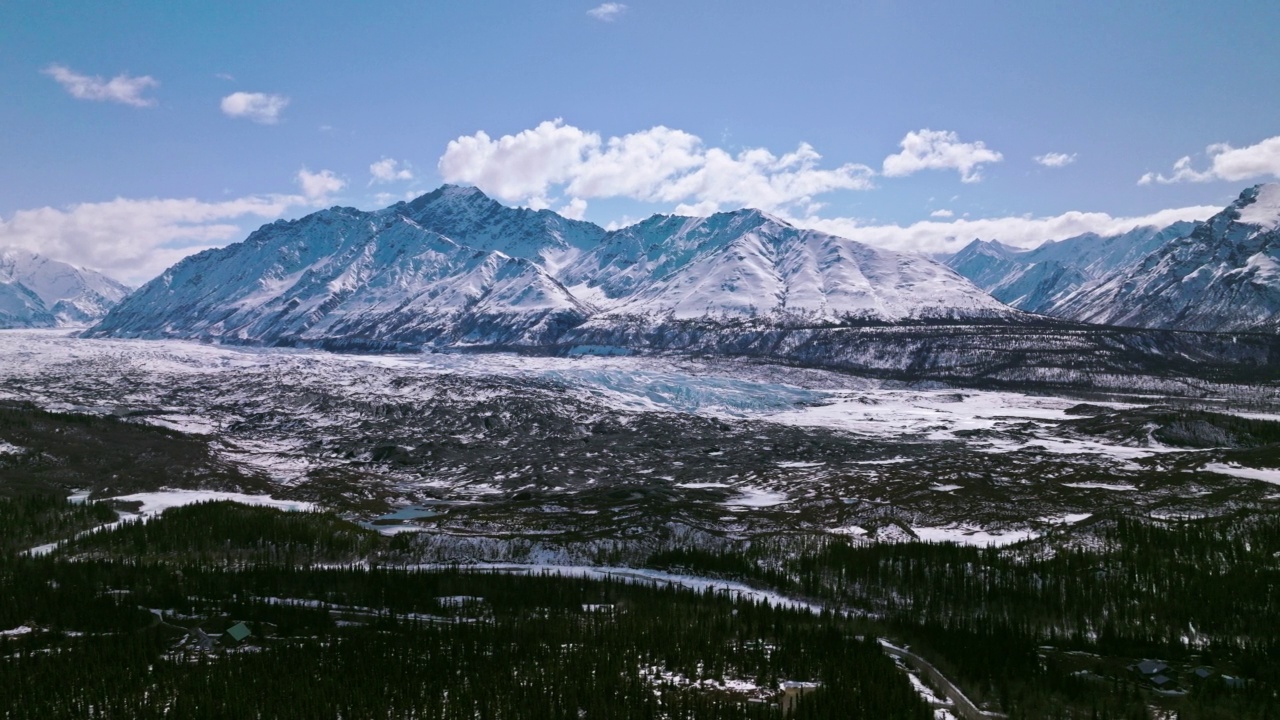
[
  {"x1": 1234, "y1": 183, "x2": 1280, "y2": 230},
  {"x1": 716, "y1": 207, "x2": 790, "y2": 227},
  {"x1": 0, "y1": 248, "x2": 130, "y2": 328},
  {"x1": 406, "y1": 184, "x2": 497, "y2": 211},
  {"x1": 438, "y1": 184, "x2": 490, "y2": 199}
]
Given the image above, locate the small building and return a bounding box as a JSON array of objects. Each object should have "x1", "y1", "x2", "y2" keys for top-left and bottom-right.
[
  {"x1": 1193, "y1": 667, "x2": 1215, "y2": 680},
  {"x1": 1151, "y1": 675, "x2": 1173, "y2": 688},
  {"x1": 1135, "y1": 659, "x2": 1168, "y2": 676},
  {"x1": 187, "y1": 627, "x2": 216, "y2": 651},
  {"x1": 224, "y1": 622, "x2": 252, "y2": 645}
]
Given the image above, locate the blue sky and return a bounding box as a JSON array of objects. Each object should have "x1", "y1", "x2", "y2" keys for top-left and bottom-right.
[{"x1": 3, "y1": 1, "x2": 1280, "y2": 283}]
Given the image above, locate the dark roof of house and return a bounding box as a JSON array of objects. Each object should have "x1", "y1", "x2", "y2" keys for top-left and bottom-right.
[
  {"x1": 1136, "y1": 659, "x2": 1168, "y2": 675},
  {"x1": 1151, "y1": 675, "x2": 1172, "y2": 686}
]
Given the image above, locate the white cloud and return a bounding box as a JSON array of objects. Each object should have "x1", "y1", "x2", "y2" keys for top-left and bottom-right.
[
  {"x1": 42, "y1": 64, "x2": 158, "y2": 107},
  {"x1": 557, "y1": 197, "x2": 588, "y2": 220},
  {"x1": 439, "y1": 120, "x2": 594, "y2": 207},
  {"x1": 587, "y1": 3, "x2": 627, "y2": 21},
  {"x1": 1139, "y1": 135, "x2": 1280, "y2": 185},
  {"x1": 882, "y1": 129, "x2": 1003, "y2": 183},
  {"x1": 296, "y1": 168, "x2": 346, "y2": 202},
  {"x1": 220, "y1": 92, "x2": 290, "y2": 124},
  {"x1": 0, "y1": 194, "x2": 304, "y2": 285},
  {"x1": 438, "y1": 119, "x2": 874, "y2": 215},
  {"x1": 1034, "y1": 152, "x2": 1077, "y2": 168},
  {"x1": 368, "y1": 158, "x2": 414, "y2": 184},
  {"x1": 929, "y1": 209, "x2": 954, "y2": 218},
  {"x1": 788, "y1": 204, "x2": 1219, "y2": 256},
  {"x1": 0, "y1": 166, "x2": 346, "y2": 284}
]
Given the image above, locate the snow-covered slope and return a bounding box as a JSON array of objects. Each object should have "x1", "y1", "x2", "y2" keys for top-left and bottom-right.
[
  {"x1": 945, "y1": 222, "x2": 1196, "y2": 315},
  {"x1": 567, "y1": 209, "x2": 1016, "y2": 326},
  {"x1": 1053, "y1": 184, "x2": 1280, "y2": 332},
  {"x1": 401, "y1": 185, "x2": 606, "y2": 271},
  {"x1": 0, "y1": 249, "x2": 130, "y2": 328},
  {"x1": 87, "y1": 187, "x2": 1018, "y2": 349},
  {"x1": 86, "y1": 201, "x2": 591, "y2": 348}
]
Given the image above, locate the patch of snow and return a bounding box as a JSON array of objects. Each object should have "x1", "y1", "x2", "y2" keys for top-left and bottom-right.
[
  {"x1": 1062, "y1": 481, "x2": 1137, "y2": 491},
  {"x1": 0, "y1": 440, "x2": 24, "y2": 455},
  {"x1": 111, "y1": 490, "x2": 316, "y2": 514},
  {"x1": 0, "y1": 625, "x2": 34, "y2": 637},
  {"x1": 830, "y1": 525, "x2": 868, "y2": 536},
  {"x1": 1237, "y1": 184, "x2": 1280, "y2": 230},
  {"x1": 1044, "y1": 513, "x2": 1093, "y2": 524},
  {"x1": 722, "y1": 487, "x2": 789, "y2": 507},
  {"x1": 912, "y1": 525, "x2": 1038, "y2": 547},
  {"x1": 1202, "y1": 463, "x2": 1280, "y2": 486}
]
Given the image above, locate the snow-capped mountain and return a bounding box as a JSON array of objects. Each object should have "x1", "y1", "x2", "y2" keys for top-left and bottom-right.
[
  {"x1": 568, "y1": 209, "x2": 1016, "y2": 326},
  {"x1": 401, "y1": 185, "x2": 606, "y2": 270},
  {"x1": 86, "y1": 187, "x2": 1019, "y2": 349},
  {"x1": 86, "y1": 200, "x2": 591, "y2": 348},
  {"x1": 944, "y1": 222, "x2": 1196, "y2": 315},
  {"x1": 0, "y1": 249, "x2": 131, "y2": 328},
  {"x1": 1052, "y1": 184, "x2": 1280, "y2": 332}
]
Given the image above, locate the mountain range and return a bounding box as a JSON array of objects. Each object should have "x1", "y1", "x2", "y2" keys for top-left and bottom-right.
[
  {"x1": 0, "y1": 249, "x2": 130, "y2": 329},
  {"x1": 944, "y1": 184, "x2": 1280, "y2": 333},
  {"x1": 64, "y1": 181, "x2": 1280, "y2": 386},
  {"x1": 85, "y1": 185, "x2": 1017, "y2": 349},
  {"x1": 944, "y1": 223, "x2": 1196, "y2": 315}
]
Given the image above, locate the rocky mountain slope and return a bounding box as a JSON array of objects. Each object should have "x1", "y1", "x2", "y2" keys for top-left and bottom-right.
[
  {"x1": 946, "y1": 185, "x2": 1280, "y2": 334},
  {"x1": 85, "y1": 201, "x2": 590, "y2": 348},
  {"x1": 0, "y1": 249, "x2": 130, "y2": 328},
  {"x1": 944, "y1": 223, "x2": 1196, "y2": 315},
  {"x1": 1053, "y1": 184, "x2": 1280, "y2": 332},
  {"x1": 568, "y1": 209, "x2": 1013, "y2": 327},
  {"x1": 86, "y1": 186, "x2": 1018, "y2": 348}
]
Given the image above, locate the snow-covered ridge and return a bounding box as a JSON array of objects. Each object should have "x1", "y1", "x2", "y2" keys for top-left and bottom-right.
[
  {"x1": 574, "y1": 208, "x2": 1014, "y2": 325},
  {"x1": 0, "y1": 249, "x2": 130, "y2": 329},
  {"x1": 1051, "y1": 183, "x2": 1280, "y2": 332},
  {"x1": 946, "y1": 183, "x2": 1280, "y2": 333},
  {"x1": 1236, "y1": 183, "x2": 1280, "y2": 230},
  {"x1": 85, "y1": 186, "x2": 1019, "y2": 348},
  {"x1": 944, "y1": 222, "x2": 1197, "y2": 316}
]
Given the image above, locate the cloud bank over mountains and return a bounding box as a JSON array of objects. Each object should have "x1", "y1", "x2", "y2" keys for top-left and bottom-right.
[
  {"x1": 0, "y1": 170, "x2": 346, "y2": 284},
  {"x1": 1140, "y1": 135, "x2": 1280, "y2": 185},
  {"x1": 437, "y1": 119, "x2": 876, "y2": 218},
  {"x1": 0, "y1": 107, "x2": 1245, "y2": 284}
]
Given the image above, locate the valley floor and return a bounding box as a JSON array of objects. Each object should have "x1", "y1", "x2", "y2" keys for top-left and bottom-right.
[{"x1": 1, "y1": 329, "x2": 1279, "y2": 717}]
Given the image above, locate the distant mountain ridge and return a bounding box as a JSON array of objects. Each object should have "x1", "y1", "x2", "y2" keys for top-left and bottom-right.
[
  {"x1": 570, "y1": 208, "x2": 1011, "y2": 327},
  {"x1": 0, "y1": 249, "x2": 130, "y2": 329},
  {"x1": 85, "y1": 186, "x2": 1019, "y2": 348},
  {"x1": 944, "y1": 223, "x2": 1197, "y2": 315},
  {"x1": 1052, "y1": 184, "x2": 1280, "y2": 332},
  {"x1": 946, "y1": 184, "x2": 1280, "y2": 333}
]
